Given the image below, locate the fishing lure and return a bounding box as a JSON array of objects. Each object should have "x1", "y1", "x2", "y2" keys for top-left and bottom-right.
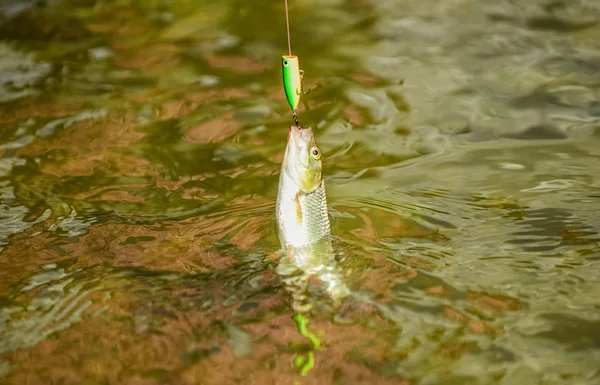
[
  {"x1": 282, "y1": 56, "x2": 310, "y2": 126},
  {"x1": 282, "y1": 0, "x2": 310, "y2": 126}
]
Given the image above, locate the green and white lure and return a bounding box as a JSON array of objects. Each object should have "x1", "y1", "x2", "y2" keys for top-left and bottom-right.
[{"x1": 282, "y1": 0, "x2": 310, "y2": 126}]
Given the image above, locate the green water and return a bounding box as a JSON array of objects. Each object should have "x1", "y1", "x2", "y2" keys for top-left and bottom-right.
[{"x1": 1, "y1": 0, "x2": 600, "y2": 383}]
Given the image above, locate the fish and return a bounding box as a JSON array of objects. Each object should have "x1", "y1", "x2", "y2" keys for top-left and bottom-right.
[
  {"x1": 276, "y1": 125, "x2": 331, "y2": 249},
  {"x1": 275, "y1": 126, "x2": 349, "y2": 303}
]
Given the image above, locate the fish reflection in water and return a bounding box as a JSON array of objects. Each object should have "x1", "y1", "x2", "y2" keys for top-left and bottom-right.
[
  {"x1": 274, "y1": 236, "x2": 356, "y2": 377},
  {"x1": 276, "y1": 237, "x2": 351, "y2": 312}
]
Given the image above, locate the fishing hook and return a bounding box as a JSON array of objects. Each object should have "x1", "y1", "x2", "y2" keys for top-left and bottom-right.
[{"x1": 297, "y1": 70, "x2": 311, "y2": 95}]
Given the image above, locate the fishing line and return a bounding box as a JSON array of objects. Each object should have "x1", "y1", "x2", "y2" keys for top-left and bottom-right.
[
  {"x1": 285, "y1": 0, "x2": 292, "y2": 56},
  {"x1": 281, "y1": 0, "x2": 310, "y2": 127}
]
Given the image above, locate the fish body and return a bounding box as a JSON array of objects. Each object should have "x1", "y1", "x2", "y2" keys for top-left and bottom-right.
[
  {"x1": 275, "y1": 126, "x2": 349, "y2": 301},
  {"x1": 276, "y1": 126, "x2": 331, "y2": 249}
]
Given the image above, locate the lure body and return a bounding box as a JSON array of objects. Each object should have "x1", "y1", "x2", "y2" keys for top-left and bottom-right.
[{"x1": 282, "y1": 55, "x2": 302, "y2": 113}]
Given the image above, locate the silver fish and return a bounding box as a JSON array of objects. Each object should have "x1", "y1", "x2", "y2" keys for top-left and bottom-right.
[
  {"x1": 275, "y1": 126, "x2": 349, "y2": 304},
  {"x1": 276, "y1": 125, "x2": 331, "y2": 249}
]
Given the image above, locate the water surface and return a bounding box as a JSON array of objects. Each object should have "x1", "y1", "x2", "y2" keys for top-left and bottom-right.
[{"x1": 1, "y1": 0, "x2": 600, "y2": 384}]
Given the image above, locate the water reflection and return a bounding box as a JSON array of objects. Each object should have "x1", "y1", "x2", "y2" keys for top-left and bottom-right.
[{"x1": 0, "y1": 263, "x2": 101, "y2": 356}]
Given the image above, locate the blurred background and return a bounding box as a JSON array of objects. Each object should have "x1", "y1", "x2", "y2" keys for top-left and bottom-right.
[{"x1": 1, "y1": 0, "x2": 600, "y2": 384}]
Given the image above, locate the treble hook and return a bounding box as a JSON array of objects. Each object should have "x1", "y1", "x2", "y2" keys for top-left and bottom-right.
[{"x1": 297, "y1": 70, "x2": 311, "y2": 95}]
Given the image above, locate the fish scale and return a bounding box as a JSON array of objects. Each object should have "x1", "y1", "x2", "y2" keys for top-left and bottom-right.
[{"x1": 299, "y1": 183, "x2": 331, "y2": 243}]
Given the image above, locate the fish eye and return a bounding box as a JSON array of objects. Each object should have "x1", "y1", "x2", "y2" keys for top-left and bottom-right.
[
  {"x1": 311, "y1": 147, "x2": 321, "y2": 160},
  {"x1": 284, "y1": 60, "x2": 288, "y2": 66}
]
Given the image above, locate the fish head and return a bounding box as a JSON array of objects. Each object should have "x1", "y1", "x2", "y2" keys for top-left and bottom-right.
[{"x1": 283, "y1": 126, "x2": 323, "y2": 194}]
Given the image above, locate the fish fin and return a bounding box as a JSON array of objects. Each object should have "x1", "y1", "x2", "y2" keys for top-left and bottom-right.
[{"x1": 294, "y1": 192, "x2": 303, "y2": 225}]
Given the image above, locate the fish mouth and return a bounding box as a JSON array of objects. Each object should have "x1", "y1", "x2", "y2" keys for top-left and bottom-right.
[
  {"x1": 288, "y1": 125, "x2": 313, "y2": 165},
  {"x1": 289, "y1": 125, "x2": 312, "y2": 147}
]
